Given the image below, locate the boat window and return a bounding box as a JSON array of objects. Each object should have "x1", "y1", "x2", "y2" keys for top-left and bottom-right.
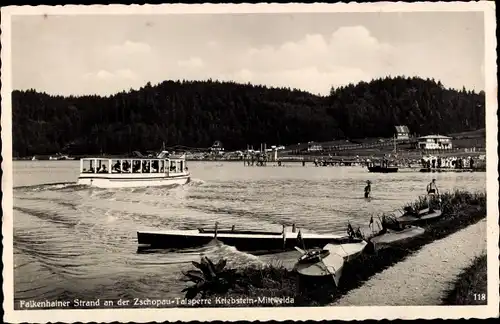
[
  {"x1": 82, "y1": 160, "x2": 97, "y2": 173},
  {"x1": 97, "y1": 160, "x2": 109, "y2": 173},
  {"x1": 142, "y1": 160, "x2": 150, "y2": 173},
  {"x1": 180, "y1": 161, "x2": 183, "y2": 172},
  {"x1": 132, "y1": 160, "x2": 141, "y2": 173},
  {"x1": 111, "y1": 160, "x2": 121, "y2": 173},
  {"x1": 160, "y1": 160, "x2": 164, "y2": 173},
  {"x1": 122, "y1": 160, "x2": 131, "y2": 173},
  {"x1": 170, "y1": 161, "x2": 176, "y2": 172},
  {"x1": 152, "y1": 160, "x2": 159, "y2": 173}
]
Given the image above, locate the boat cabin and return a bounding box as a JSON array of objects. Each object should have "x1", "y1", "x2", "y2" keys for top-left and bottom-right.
[{"x1": 80, "y1": 157, "x2": 187, "y2": 175}]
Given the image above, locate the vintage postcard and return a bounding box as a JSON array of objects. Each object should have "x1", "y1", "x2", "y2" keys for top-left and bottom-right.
[{"x1": 2, "y1": 2, "x2": 498, "y2": 322}]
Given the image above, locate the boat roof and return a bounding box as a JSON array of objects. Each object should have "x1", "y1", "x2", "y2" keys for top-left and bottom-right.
[
  {"x1": 417, "y1": 135, "x2": 452, "y2": 139},
  {"x1": 80, "y1": 156, "x2": 185, "y2": 161}
]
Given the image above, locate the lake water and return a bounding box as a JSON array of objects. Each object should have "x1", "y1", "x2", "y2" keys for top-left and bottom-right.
[{"x1": 11, "y1": 160, "x2": 486, "y2": 305}]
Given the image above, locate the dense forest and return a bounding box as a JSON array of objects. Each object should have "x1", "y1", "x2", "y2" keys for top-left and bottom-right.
[{"x1": 11, "y1": 76, "x2": 485, "y2": 157}]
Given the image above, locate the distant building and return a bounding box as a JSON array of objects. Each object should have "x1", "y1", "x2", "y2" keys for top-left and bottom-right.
[
  {"x1": 210, "y1": 141, "x2": 224, "y2": 154},
  {"x1": 394, "y1": 125, "x2": 410, "y2": 140},
  {"x1": 307, "y1": 142, "x2": 323, "y2": 152},
  {"x1": 416, "y1": 135, "x2": 453, "y2": 150}
]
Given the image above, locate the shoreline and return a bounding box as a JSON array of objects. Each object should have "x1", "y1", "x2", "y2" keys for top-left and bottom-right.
[
  {"x1": 333, "y1": 219, "x2": 486, "y2": 306},
  {"x1": 180, "y1": 190, "x2": 487, "y2": 306}
]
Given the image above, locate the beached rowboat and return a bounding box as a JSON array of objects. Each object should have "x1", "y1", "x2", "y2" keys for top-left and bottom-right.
[
  {"x1": 369, "y1": 226, "x2": 425, "y2": 251},
  {"x1": 294, "y1": 239, "x2": 368, "y2": 286},
  {"x1": 397, "y1": 208, "x2": 443, "y2": 225}
]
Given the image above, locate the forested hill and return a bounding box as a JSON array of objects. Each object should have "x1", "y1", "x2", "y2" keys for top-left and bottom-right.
[{"x1": 12, "y1": 76, "x2": 485, "y2": 157}]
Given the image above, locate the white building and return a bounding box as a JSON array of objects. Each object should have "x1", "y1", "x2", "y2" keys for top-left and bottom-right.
[
  {"x1": 210, "y1": 140, "x2": 224, "y2": 155},
  {"x1": 307, "y1": 142, "x2": 323, "y2": 152},
  {"x1": 394, "y1": 125, "x2": 410, "y2": 140},
  {"x1": 417, "y1": 135, "x2": 453, "y2": 150}
]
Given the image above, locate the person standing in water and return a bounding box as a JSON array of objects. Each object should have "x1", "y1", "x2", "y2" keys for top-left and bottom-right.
[
  {"x1": 426, "y1": 179, "x2": 439, "y2": 195},
  {"x1": 426, "y1": 179, "x2": 439, "y2": 211},
  {"x1": 364, "y1": 180, "x2": 372, "y2": 198}
]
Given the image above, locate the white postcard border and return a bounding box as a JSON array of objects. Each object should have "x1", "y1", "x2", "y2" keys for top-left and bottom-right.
[{"x1": 2, "y1": 2, "x2": 498, "y2": 322}]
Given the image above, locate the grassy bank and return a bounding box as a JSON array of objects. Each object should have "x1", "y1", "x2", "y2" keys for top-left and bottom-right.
[
  {"x1": 441, "y1": 253, "x2": 487, "y2": 305},
  {"x1": 181, "y1": 190, "x2": 486, "y2": 306}
]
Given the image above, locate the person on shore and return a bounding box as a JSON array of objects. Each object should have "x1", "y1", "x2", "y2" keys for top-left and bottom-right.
[{"x1": 364, "y1": 180, "x2": 372, "y2": 198}]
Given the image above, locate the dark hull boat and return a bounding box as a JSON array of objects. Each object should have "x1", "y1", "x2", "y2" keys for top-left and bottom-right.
[
  {"x1": 367, "y1": 166, "x2": 398, "y2": 173},
  {"x1": 137, "y1": 228, "x2": 346, "y2": 254}
]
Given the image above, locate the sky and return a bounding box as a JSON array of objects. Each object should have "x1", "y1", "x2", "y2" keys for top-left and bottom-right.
[{"x1": 11, "y1": 11, "x2": 485, "y2": 96}]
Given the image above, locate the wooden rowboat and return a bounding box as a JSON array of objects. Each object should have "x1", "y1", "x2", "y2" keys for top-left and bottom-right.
[
  {"x1": 137, "y1": 225, "x2": 346, "y2": 254},
  {"x1": 369, "y1": 226, "x2": 425, "y2": 251},
  {"x1": 397, "y1": 208, "x2": 443, "y2": 225}
]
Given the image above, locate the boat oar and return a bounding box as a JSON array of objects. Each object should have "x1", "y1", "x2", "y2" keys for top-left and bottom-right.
[
  {"x1": 294, "y1": 246, "x2": 306, "y2": 255},
  {"x1": 282, "y1": 224, "x2": 286, "y2": 250}
]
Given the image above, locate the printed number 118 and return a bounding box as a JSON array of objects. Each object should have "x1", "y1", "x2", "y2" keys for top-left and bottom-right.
[{"x1": 473, "y1": 293, "x2": 486, "y2": 301}]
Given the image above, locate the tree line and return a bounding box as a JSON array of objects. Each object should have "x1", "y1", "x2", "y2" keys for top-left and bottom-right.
[{"x1": 11, "y1": 76, "x2": 485, "y2": 157}]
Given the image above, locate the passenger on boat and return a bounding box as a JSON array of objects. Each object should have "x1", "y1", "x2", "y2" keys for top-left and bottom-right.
[
  {"x1": 364, "y1": 180, "x2": 372, "y2": 198},
  {"x1": 112, "y1": 161, "x2": 121, "y2": 173},
  {"x1": 152, "y1": 161, "x2": 159, "y2": 172},
  {"x1": 123, "y1": 161, "x2": 131, "y2": 172},
  {"x1": 98, "y1": 165, "x2": 108, "y2": 173}
]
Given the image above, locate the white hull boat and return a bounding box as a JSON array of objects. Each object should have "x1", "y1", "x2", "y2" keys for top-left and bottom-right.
[
  {"x1": 294, "y1": 239, "x2": 367, "y2": 286},
  {"x1": 77, "y1": 153, "x2": 190, "y2": 188}
]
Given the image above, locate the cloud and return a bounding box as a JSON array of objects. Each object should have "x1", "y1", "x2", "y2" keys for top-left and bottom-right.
[
  {"x1": 84, "y1": 69, "x2": 137, "y2": 81},
  {"x1": 218, "y1": 66, "x2": 370, "y2": 95},
  {"x1": 80, "y1": 69, "x2": 142, "y2": 95},
  {"x1": 106, "y1": 40, "x2": 152, "y2": 56},
  {"x1": 177, "y1": 57, "x2": 204, "y2": 69},
  {"x1": 212, "y1": 26, "x2": 395, "y2": 93}
]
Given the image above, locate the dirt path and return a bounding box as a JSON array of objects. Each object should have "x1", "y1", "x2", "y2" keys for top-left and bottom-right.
[{"x1": 333, "y1": 219, "x2": 486, "y2": 306}]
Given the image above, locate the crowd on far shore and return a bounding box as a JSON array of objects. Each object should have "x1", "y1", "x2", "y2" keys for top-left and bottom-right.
[{"x1": 420, "y1": 155, "x2": 484, "y2": 169}]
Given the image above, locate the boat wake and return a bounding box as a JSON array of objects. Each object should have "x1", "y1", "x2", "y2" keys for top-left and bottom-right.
[
  {"x1": 137, "y1": 239, "x2": 264, "y2": 269},
  {"x1": 14, "y1": 182, "x2": 85, "y2": 192}
]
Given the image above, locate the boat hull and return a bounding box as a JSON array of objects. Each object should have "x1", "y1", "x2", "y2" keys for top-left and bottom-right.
[
  {"x1": 295, "y1": 253, "x2": 344, "y2": 286},
  {"x1": 370, "y1": 226, "x2": 425, "y2": 250},
  {"x1": 397, "y1": 210, "x2": 443, "y2": 225},
  {"x1": 137, "y1": 230, "x2": 345, "y2": 254},
  {"x1": 294, "y1": 241, "x2": 367, "y2": 285},
  {"x1": 77, "y1": 173, "x2": 190, "y2": 188},
  {"x1": 368, "y1": 166, "x2": 399, "y2": 173}
]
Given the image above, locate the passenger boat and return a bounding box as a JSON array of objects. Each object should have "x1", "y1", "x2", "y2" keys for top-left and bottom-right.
[
  {"x1": 294, "y1": 238, "x2": 367, "y2": 286},
  {"x1": 77, "y1": 151, "x2": 190, "y2": 188},
  {"x1": 136, "y1": 224, "x2": 346, "y2": 254}
]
